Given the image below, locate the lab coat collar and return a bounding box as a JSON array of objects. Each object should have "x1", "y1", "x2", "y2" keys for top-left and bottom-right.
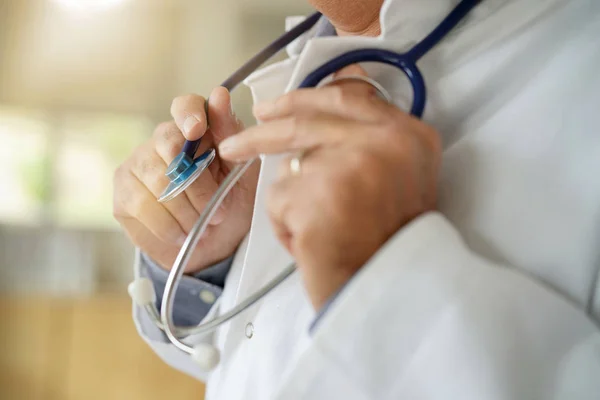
[{"x1": 244, "y1": 0, "x2": 508, "y2": 94}]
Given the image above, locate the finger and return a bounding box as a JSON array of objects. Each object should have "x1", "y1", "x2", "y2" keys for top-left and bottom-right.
[
  {"x1": 219, "y1": 114, "x2": 366, "y2": 161},
  {"x1": 252, "y1": 86, "x2": 386, "y2": 123},
  {"x1": 118, "y1": 216, "x2": 179, "y2": 266},
  {"x1": 329, "y1": 63, "x2": 380, "y2": 100},
  {"x1": 118, "y1": 170, "x2": 187, "y2": 245},
  {"x1": 207, "y1": 87, "x2": 243, "y2": 145},
  {"x1": 153, "y1": 121, "x2": 186, "y2": 164},
  {"x1": 130, "y1": 149, "x2": 201, "y2": 233},
  {"x1": 118, "y1": 217, "x2": 210, "y2": 273},
  {"x1": 253, "y1": 64, "x2": 385, "y2": 122},
  {"x1": 153, "y1": 121, "x2": 226, "y2": 224},
  {"x1": 266, "y1": 178, "x2": 296, "y2": 253},
  {"x1": 206, "y1": 86, "x2": 261, "y2": 194},
  {"x1": 332, "y1": 63, "x2": 369, "y2": 80},
  {"x1": 170, "y1": 94, "x2": 208, "y2": 141},
  {"x1": 206, "y1": 86, "x2": 246, "y2": 175}
]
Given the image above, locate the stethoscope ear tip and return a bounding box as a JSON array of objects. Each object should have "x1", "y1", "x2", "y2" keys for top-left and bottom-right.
[
  {"x1": 192, "y1": 343, "x2": 221, "y2": 371},
  {"x1": 128, "y1": 278, "x2": 157, "y2": 306}
]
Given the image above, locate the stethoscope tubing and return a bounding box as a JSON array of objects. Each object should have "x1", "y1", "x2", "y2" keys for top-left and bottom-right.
[{"x1": 157, "y1": 0, "x2": 481, "y2": 357}]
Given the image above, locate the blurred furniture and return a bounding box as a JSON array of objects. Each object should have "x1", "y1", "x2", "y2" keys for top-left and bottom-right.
[{"x1": 0, "y1": 295, "x2": 204, "y2": 400}]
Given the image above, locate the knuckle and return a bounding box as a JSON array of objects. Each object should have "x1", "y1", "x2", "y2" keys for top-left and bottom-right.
[
  {"x1": 131, "y1": 151, "x2": 161, "y2": 180},
  {"x1": 112, "y1": 203, "x2": 125, "y2": 221},
  {"x1": 159, "y1": 139, "x2": 181, "y2": 162},
  {"x1": 295, "y1": 227, "x2": 311, "y2": 250},
  {"x1": 153, "y1": 121, "x2": 177, "y2": 141},
  {"x1": 287, "y1": 115, "x2": 310, "y2": 145},
  {"x1": 127, "y1": 191, "x2": 150, "y2": 221},
  {"x1": 153, "y1": 121, "x2": 183, "y2": 159},
  {"x1": 378, "y1": 115, "x2": 401, "y2": 139},
  {"x1": 347, "y1": 149, "x2": 375, "y2": 171},
  {"x1": 127, "y1": 232, "x2": 144, "y2": 249},
  {"x1": 375, "y1": 120, "x2": 408, "y2": 152},
  {"x1": 277, "y1": 92, "x2": 294, "y2": 112},
  {"x1": 113, "y1": 166, "x2": 135, "y2": 216},
  {"x1": 113, "y1": 163, "x2": 125, "y2": 185}
]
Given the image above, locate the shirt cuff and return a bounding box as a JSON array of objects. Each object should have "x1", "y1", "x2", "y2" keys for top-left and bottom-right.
[{"x1": 140, "y1": 253, "x2": 233, "y2": 327}]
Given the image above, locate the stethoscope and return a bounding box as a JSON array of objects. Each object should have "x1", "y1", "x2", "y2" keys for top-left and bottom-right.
[{"x1": 129, "y1": 0, "x2": 480, "y2": 370}]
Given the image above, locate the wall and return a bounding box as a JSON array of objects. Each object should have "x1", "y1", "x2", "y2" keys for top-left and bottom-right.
[{"x1": 0, "y1": 0, "x2": 313, "y2": 398}]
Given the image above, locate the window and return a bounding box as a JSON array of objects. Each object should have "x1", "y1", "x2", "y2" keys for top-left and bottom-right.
[
  {"x1": 55, "y1": 113, "x2": 150, "y2": 228},
  {"x1": 0, "y1": 106, "x2": 152, "y2": 229},
  {"x1": 0, "y1": 107, "x2": 49, "y2": 225}
]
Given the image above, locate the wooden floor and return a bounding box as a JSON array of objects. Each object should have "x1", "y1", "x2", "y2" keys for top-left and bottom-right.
[{"x1": 0, "y1": 295, "x2": 205, "y2": 400}]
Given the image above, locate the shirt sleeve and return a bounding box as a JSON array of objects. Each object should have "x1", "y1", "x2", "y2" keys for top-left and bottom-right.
[{"x1": 140, "y1": 252, "x2": 233, "y2": 327}]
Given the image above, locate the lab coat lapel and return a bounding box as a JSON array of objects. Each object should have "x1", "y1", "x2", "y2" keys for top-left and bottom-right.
[{"x1": 214, "y1": 57, "x2": 300, "y2": 365}]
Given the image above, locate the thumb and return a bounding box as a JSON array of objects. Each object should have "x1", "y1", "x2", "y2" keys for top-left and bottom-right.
[
  {"x1": 333, "y1": 63, "x2": 369, "y2": 78},
  {"x1": 330, "y1": 64, "x2": 376, "y2": 97}
]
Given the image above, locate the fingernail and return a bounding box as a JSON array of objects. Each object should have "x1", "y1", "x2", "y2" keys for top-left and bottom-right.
[
  {"x1": 183, "y1": 116, "x2": 200, "y2": 136},
  {"x1": 253, "y1": 100, "x2": 276, "y2": 118}
]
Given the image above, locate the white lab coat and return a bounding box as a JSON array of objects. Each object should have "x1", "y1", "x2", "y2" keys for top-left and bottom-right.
[{"x1": 133, "y1": 0, "x2": 600, "y2": 399}]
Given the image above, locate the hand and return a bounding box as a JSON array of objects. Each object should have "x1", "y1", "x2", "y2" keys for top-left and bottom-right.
[
  {"x1": 218, "y1": 66, "x2": 441, "y2": 310},
  {"x1": 113, "y1": 87, "x2": 260, "y2": 273}
]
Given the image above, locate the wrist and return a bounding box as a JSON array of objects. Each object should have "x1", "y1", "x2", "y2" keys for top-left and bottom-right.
[{"x1": 303, "y1": 265, "x2": 356, "y2": 311}]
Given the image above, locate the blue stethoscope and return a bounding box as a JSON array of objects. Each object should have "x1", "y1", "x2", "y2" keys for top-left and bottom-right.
[{"x1": 129, "y1": 0, "x2": 480, "y2": 369}]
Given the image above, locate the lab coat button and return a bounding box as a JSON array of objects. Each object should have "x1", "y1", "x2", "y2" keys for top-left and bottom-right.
[
  {"x1": 245, "y1": 322, "x2": 254, "y2": 338},
  {"x1": 199, "y1": 289, "x2": 216, "y2": 305}
]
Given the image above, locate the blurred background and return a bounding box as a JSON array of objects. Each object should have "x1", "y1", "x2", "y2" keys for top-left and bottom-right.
[{"x1": 0, "y1": 0, "x2": 311, "y2": 398}]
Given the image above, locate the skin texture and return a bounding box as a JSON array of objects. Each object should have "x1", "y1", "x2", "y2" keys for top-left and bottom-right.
[
  {"x1": 308, "y1": 0, "x2": 384, "y2": 36},
  {"x1": 113, "y1": 0, "x2": 441, "y2": 310}
]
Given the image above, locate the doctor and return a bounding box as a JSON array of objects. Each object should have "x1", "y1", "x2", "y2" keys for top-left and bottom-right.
[{"x1": 113, "y1": 0, "x2": 600, "y2": 399}]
